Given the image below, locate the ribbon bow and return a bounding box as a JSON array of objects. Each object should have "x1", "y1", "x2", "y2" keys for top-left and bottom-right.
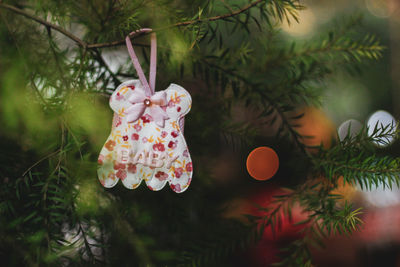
[{"x1": 124, "y1": 86, "x2": 169, "y2": 128}]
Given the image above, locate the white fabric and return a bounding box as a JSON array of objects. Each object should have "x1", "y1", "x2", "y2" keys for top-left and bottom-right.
[{"x1": 97, "y1": 80, "x2": 193, "y2": 193}]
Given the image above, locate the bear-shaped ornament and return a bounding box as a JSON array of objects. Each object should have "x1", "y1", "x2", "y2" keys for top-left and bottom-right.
[{"x1": 97, "y1": 80, "x2": 193, "y2": 193}]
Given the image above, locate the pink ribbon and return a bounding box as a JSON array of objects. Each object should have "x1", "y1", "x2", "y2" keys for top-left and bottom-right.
[
  {"x1": 124, "y1": 29, "x2": 180, "y2": 129},
  {"x1": 126, "y1": 28, "x2": 155, "y2": 96},
  {"x1": 124, "y1": 86, "x2": 169, "y2": 127}
]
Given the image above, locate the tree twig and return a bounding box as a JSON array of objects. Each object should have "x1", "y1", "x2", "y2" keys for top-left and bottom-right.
[
  {"x1": 173, "y1": 0, "x2": 263, "y2": 25},
  {"x1": 21, "y1": 149, "x2": 61, "y2": 177},
  {"x1": 91, "y1": 48, "x2": 122, "y2": 85},
  {"x1": 0, "y1": 0, "x2": 264, "y2": 49},
  {"x1": 0, "y1": 2, "x2": 87, "y2": 47},
  {"x1": 89, "y1": 0, "x2": 263, "y2": 48},
  {"x1": 202, "y1": 58, "x2": 308, "y2": 153}
]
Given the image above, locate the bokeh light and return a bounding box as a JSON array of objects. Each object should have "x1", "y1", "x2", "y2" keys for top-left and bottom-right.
[
  {"x1": 281, "y1": 8, "x2": 316, "y2": 37},
  {"x1": 324, "y1": 78, "x2": 371, "y2": 125},
  {"x1": 337, "y1": 119, "x2": 363, "y2": 141},
  {"x1": 365, "y1": 0, "x2": 391, "y2": 18},
  {"x1": 361, "y1": 184, "x2": 400, "y2": 207},
  {"x1": 246, "y1": 147, "x2": 279, "y2": 181},
  {"x1": 367, "y1": 110, "x2": 397, "y2": 147}
]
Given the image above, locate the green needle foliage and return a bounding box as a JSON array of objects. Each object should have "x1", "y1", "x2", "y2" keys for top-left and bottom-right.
[
  {"x1": 313, "y1": 125, "x2": 400, "y2": 190},
  {"x1": 0, "y1": 0, "x2": 397, "y2": 266}
]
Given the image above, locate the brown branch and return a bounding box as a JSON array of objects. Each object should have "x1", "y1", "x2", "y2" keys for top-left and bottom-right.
[
  {"x1": 176, "y1": 0, "x2": 263, "y2": 24},
  {"x1": 21, "y1": 149, "x2": 61, "y2": 177},
  {"x1": 89, "y1": 0, "x2": 264, "y2": 48},
  {"x1": 0, "y1": 2, "x2": 87, "y2": 47},
  {"x1": 0, "y1": 0, "x2": 264, "y2": 49}
]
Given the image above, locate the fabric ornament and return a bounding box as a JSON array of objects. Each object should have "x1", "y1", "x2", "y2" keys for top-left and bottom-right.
[{"x1": 97, "y1": 29, "x2": 193, "y2": 193}]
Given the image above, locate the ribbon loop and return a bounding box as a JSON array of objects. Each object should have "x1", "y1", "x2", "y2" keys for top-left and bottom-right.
[
  {"x1": 124, "y1": 29, "x2": 170, "y2": 128},
  {"x1": 125, "y1": 29, "x2": 157, "y2": 96}
]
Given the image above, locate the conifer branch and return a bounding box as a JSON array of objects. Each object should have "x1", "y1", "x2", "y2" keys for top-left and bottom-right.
[
  {"x1": 174, "y1": 0, "x2": 263, "y2": 24},
  {"x1": 0, "y1": 2, "x2": 87, "y2": 47},
  {"x1": 311, "y1": 125, "x2": 400, "y2": 189},
  {"x1": 202, "y1": 59, "x2": 308, "y2": 152},
  {"x1": 0, "y1": 0, "x2": 265, "y2": 49},
  {"x1": 88, "y1": 0, "x2": 265, "y2": 48}
]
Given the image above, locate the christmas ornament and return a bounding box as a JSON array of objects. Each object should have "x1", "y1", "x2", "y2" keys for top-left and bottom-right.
[
  {"x1": 367, "y1": 110, "x2": 397, "y2": 147},
  {"x1": 97, "y1": 29, "x2": 193, "y2": 193},
  {"x1": 246, "y1": 146, "x2": 279, "y2": 181},
  {"x1": 337, "y1": 119, "x2": 363, "y2": 141}
]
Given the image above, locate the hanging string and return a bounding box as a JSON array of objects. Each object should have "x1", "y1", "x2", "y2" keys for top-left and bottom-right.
[
  {"x1": 125, "y1": 29, "x2": 185, "y2": 133},
  {"x1": 125, "y1": 28, "x2": 156, "y2": 96}
]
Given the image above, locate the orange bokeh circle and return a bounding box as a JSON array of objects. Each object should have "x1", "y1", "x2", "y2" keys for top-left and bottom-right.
[{"x1": 246, "y1": 147, "x2": 279, "y2": 181}]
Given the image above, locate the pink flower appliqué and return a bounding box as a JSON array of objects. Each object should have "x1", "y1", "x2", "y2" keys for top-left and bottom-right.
[
  {"x1": 127, "y1": 163, "x2": 137, "y2": 174},
  {"x1": 142, "y1": 137, "x2": 148, "y2": 143},
  {"x1": 155, "y1": 171, "x2": 168, "y2": 181},
  {"x1": 161, "y1": 131, "x2": 168, "y2": 138},
  {"x1": 98, "y1": 154, "x2": 104, "y2": 165},
  {"x1": 153, "y1": 143, "x2": 165, "y2": 152},
  {"x1": 183, "y1": 149, "x2": 189, "y2": 157},
  {"x1": 170, "y1": 183, "x2": 182, "y2": 192},
  {"x1": 114, "y1": 116, "x2": 122, "y2": 128},
  {"x1": 114, "y1": 162, "x2": 126, "y2": 170},
  {"x1": 171, "y1": 131, "x2": 179, "y2": 138},
  {"x1": 131, "y1": 133, "x2": 139, "y2": 140},
  {"x1": 174, "y1": 167, "x2": 184, "y2": 178},
  {"x1": 186, "y1": 162, "x2": 193, "y2": 172},
  {"x1": 141, "y1": 114, "x2": 153, "y2": 124},
  {"x1": 116, "y1": 169, "x2": 127, "y2": 180},
  {"x1": 115, "y1": 92, "x2": 124, "y2": 101},
  {"x1": 134, "y1": 124, "x2": 142, "y2": 132},
  {"x1": 168, "y1": 141, "x2": 177, "y2": 149}
]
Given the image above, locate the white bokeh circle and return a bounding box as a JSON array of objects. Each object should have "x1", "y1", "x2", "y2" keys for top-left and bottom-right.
[
  {"x1": 367, "y1": 110, "x2": 397, "y2": 147},
  {"x1": 337, "y1": 119, "x2": 363, "y2": 142},
  {"x1": 360, "y1": 184, "x2": 400, "y2": 208}
]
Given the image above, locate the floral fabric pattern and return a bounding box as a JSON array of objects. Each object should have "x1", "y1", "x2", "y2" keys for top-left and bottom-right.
[{"x1": 97, "y1": 80, "x2": 193, "y2": 193}]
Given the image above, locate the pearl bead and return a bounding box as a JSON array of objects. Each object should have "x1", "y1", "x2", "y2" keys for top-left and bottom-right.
[{"x1": 144, "y1": 99, "x2": 151, "y2": 106}]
